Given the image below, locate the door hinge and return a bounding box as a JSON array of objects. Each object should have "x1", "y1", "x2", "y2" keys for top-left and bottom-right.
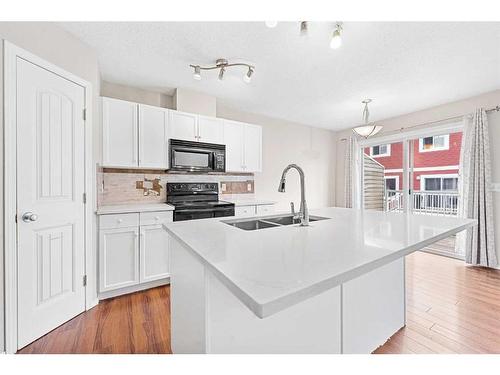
[
  {"x1": 83, "y1": 275, "x2": 87, "y2": 287},
  {"x1": 83, "y1": 193, "x2": 87, "y2": 204},
  {"x1": 83, "y1": 108, "x2": 87, "y2": 121},
  {"x1": 15, "y1": 214, "x2": 18, "y2": 223}
]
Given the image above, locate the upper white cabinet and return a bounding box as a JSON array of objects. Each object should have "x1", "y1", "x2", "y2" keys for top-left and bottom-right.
[
  {"x1": 169, "y1": 111, "x2": 224, "y2": 144},
  {"x1": 102, "y1": 97, "x2": 138, "y2": 167},
  {"x1": 198, "y1": 115, "x2": 224, "y2": 144},
  {"x1": 139, "y1": 104, "x2": 169, "y2": 168},
  {"x1": 243, "y1": 124, "x2": 262, "y2": 172},
  {"x1": 224, "y1": 120, "x2": 262, "y2": 172},
  {"x1": 168, "y1": 110, "x2": 198, "y2": 142},
  {"x1": 102, "y1": 97, "x2": 262, "y2": 173}
]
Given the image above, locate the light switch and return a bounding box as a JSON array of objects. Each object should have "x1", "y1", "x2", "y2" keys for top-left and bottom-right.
[
  {"x1": 247, "y1": 183, "x2": 252, "y2": 192},
  {"x1": 221, "y1": 183, "x2": 227, "y2": 192}
]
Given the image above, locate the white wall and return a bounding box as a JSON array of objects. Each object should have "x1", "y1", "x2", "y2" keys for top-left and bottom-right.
[
  {"x1": 101, "y1": 81, "x2": 173, "y2": 109},
  {"x1": 0, "y1": 22, "x2": 101, "y2": 352},
  {"x1": 218, "y1": 105, "x2": 337, "y2": 211},
  {"x1": 334, "y1": 89, "x2": 500, "y2": 264}
]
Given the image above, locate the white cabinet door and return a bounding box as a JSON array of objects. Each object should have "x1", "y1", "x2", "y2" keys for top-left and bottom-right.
[
  {"x1": 243, "y1": 124, "x2": 262, "y2": 172},
  {"x1": 102, "y1": 97, "x2": 138, "y2": 167},
  {"x1": 235, "y1": 205, "x2": 256, "y2": 217},
  {"x1": 223, "y1": 120, "x2": 245, "y2": 172},
  {"x1": 169, "y1": 110, "x2": 198, "y2": 142},
  {"x1": 99, "y1": 227, "x2": 140, "y2": 292},
  {"x1": 140, "y1": 224, "x2": 170, "y2": 283},
  {"x1": 198, "y1": 115, "x2": 224, "y2": 144},
  {"x1": 256, "y1": 204, "x2": 274, "y2": 216},
  {"x1": 139, "y1": 104, "x2": 169, "y2": 168}
]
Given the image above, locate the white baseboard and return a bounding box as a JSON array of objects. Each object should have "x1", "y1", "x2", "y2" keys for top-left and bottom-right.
[{"x1": 98, "y1": 278, "x2": 170, "y2": 300}]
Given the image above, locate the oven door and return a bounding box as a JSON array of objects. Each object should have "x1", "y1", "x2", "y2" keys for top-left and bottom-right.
[
  {"x1": 170, "y1": 146, "x2": 215, "y2": 172},
  {"x1": 173, "y1": 206, "x2": 235, "y2": 222}
]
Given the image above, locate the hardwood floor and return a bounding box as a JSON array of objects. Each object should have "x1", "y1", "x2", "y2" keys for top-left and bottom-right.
[
  {"x1": 18, "y1": 285, "x2": 172, "y2": 354},
  {"x1": 18, "y1": 251, "x2": 500, "y2": 354}
]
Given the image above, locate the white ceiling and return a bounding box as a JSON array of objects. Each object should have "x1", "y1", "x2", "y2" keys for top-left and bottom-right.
[{"x1": 59, "y1": 22, "x2": 500, "y2": 131}]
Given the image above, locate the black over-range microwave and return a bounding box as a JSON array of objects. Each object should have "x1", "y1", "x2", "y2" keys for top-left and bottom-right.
[{"x1": 169, "y1": 139, "x2": 226, "y2": 172}]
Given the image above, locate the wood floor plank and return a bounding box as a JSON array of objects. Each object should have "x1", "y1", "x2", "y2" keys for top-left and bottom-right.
[{"x1": 17, "y1": 250, "x2": 500, "y2": 354}]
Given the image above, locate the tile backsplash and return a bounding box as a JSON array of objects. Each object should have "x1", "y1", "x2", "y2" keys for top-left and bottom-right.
[{"x1": 97, "y1": 168, "x2": 255, "y2": 206}]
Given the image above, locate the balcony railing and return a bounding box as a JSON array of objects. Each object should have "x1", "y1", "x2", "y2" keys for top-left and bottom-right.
[{"x1": 384, "y1": 190, "x2": 459, "y2": 216}]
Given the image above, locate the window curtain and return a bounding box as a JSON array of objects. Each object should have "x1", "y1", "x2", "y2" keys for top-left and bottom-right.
[
  {"x1": 344, "y1": 136, "x2": 361, "y2": 208},
  {"x1": 456, "y1": 109, "x2": 498, "y2": 267}
]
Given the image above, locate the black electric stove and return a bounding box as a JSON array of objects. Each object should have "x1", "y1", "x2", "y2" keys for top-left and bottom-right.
[{"x1": 166, "y1": 182, "x2": 235, "y2": 222}]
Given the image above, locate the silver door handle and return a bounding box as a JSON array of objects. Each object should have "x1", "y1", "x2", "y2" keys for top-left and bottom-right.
[{"x1": 22, "y1": 212, "x2": 38, "y2": 223}]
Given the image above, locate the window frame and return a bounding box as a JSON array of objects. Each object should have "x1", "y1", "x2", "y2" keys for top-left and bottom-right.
[
  {"x1": 370, "y1": 143, "x2": 391, "y2": 158},
  {"x1": 418, "y1": 134, "x2": 450, "y2": 153},
  {"x1": 420, "y1": 173, "x2": 459, "y2": 192},
  {"x1": 384, "y1": 175, "x2": 400, "y2": 191}
]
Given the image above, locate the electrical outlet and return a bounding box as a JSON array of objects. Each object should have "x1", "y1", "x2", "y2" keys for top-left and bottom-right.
[
  {"x1": 221, "y1": 183, "x2": 227, "y2": 192},
  {"x1": 247, "y1": 183, "x2": 252, "y2": 192}
]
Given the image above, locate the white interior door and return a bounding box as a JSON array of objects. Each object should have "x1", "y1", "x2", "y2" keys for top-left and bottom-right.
[{"x1": 16, "y1": 58, "x2": 86, "y2": 349}]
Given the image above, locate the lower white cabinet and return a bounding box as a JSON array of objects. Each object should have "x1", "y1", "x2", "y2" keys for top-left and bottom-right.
[
  {"x1": 99, "y1": 211, "x2": 172, "y2": 296},
  {"x1": 234, "y1": 204, "x2": 275, "y2": 217},
  {"x1": 140, "y1": 224, "x2": 170, "y2": 283},
  {"x1": 99, "y1": 227, "x2": 140, "y2": 292}
]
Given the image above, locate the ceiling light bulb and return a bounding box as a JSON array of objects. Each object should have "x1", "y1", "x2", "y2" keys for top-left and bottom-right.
[
  {"x1": 330, "y1": 29, "x2": 342, "y2": 49},
  {"x1": 243, "y1": 67, "x2": 254, "y2": 83},
  {"x1": 330, "y1": 24, "x2": 343, "y2": 49},
  {"x1": 218, "y1": 67, "x2": 226, "y2": 81},
  {"x1": 265, "y1": 21, "x2": 278, "y2": 28},
  {"x1": 193, "y1": 65, "x2": 201, "y2": 80}
]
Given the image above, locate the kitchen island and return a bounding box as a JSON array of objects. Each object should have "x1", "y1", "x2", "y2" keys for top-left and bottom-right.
[{"x1": 164, "y1": 207, "x2": 475, "y2": 354}]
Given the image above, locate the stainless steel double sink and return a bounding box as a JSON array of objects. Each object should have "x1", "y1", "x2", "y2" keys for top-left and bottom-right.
[{"x1": 222, "y1": 214, "x2": 330, "y2": 231}]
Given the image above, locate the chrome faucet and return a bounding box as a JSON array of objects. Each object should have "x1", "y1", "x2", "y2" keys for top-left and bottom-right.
[{"x1": 278, "y1": 164, "x2": 309, "y2": 226}]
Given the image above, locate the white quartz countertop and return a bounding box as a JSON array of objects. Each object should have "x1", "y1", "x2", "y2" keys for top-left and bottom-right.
[
  {"x1": 221, "y1": 197, "x2": 276, "y2": 206},
  {"x1": 97, "y1": 203, "x2": 175, "y2": 215},
  {"x1": 164, "y1": 207, "x2": 475, "y2": 318}
]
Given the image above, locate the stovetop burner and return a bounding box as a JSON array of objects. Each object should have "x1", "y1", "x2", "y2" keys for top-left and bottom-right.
[{"x1": 166, "y1": 182, "x2": 235, "y2": 221}]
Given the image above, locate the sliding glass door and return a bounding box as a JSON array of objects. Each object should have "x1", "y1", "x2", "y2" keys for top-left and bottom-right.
[{"x1": 359, "y1": 124, "x2": 464, "y2": 259}]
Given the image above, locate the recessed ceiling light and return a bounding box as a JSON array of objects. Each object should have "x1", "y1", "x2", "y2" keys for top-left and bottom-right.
[{"x1": 265, "y1": 21, "x2": 278, "y2": 28}]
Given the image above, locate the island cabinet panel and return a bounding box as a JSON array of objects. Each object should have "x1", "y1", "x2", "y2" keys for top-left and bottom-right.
[
  {"x1": 169, "y1": 237, "x2": 342, "y2": 354},
  {"x1": 205, "y1": 272, "x2": 341, "y2": 354},
  {"x1": 341, "y1": 258, "x2": 405, "y2": 354}
]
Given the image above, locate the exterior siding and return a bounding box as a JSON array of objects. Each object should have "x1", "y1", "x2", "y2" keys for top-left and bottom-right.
[{"x1": 364, "y1": 132, "x2": 462, "y2": 191}]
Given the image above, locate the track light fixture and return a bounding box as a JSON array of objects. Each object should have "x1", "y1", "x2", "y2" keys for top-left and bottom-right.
[
  {"x1": 190, "y1": 58, "x2": 255, "y2": 83},
  {"x1": 330, "y1": 23, "x2": 343, "y2": 49},
  {"x1": 300, "y1": 21, "x2": 308, "y2": 36}
]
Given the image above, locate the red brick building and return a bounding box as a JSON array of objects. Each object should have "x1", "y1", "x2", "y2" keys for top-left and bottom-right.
[{"x1": 364, "y1": 132, "x2": 462, "y2": 192}]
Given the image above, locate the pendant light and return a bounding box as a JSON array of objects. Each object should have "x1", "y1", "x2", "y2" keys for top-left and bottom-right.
[{"x1": 352, "y1": 99, "x2": 383, "y2": 138}]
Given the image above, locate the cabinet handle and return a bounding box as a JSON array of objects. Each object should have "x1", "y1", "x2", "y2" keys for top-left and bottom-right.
[
  {"x1": 155, "y1": 216, "x2": 160, "y2": 221},
  {"x1": 117, "y1": 219, "x2": 123, "y2": 223}
]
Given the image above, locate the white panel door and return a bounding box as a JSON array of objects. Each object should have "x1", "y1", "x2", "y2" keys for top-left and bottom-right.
[
  {"x1": 223, "y1": 120, "x2": 244, "y2": 172},
  {"x1": 243, "y1": 124, "x2": 262, "y2": 172},
  {"x1": 169, "y1": 110, "x2": 198, "y2": 142},
  {"x1": 99, "y1": 227, "x2": 140, "y2": 292},
  {"x1": 140, "y1": 225, "x2": 170, "y2": 283},
  {"x1": 139, "y1": 104, "x2": 169, "y2": 168},
  {"x1": 16, "y1": 58, "x2": 86, "y2": 349},
  {"x1": 198, "y1": 116, "x2": 224, "y2": 144},
  {"x1": 102, "y1": 97, "x2": 138, "y2": 167}
]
